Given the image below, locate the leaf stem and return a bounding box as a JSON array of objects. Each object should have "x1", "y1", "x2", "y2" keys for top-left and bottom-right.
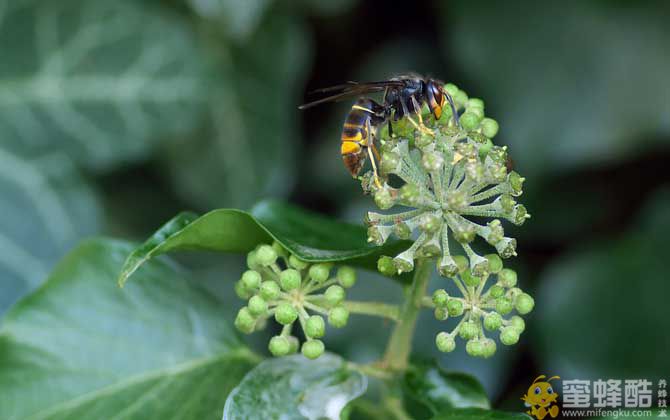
[{"x1": 381, "y1": 258, "x2": 432, "y2": 371}]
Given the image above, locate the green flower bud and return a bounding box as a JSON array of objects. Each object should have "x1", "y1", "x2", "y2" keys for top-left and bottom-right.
[
  {"x1": 488, "y1": 146, "x2": 508, "y2": 164},
  {"x1": 272, "y1": 241, "x2": 288, "y2": 258},
  {"x1": 453, "y1": 255, "x2": 469, "y2": 273},
  {"x1": 495, "y1": 237, "x2": 517, "y2": 258},
  {"x1": 241, "y1": 270, "x2": 262, "y2": 291},
  {"x1": 416, "y1": 132, "x2": 434, "y2": 149},
  {"x1": 509, "y1": 315, "x2": 526, "y2": 333},
  {"x1": 498, "y1": 268, "x2": 517, "y2": 288},
  {"x1": 500, "y1": 327, "x2": 520, "y2": 345},
  {"x1": 489, "y1": 285, "x2": 505, "y2": 299},
  {"x1": 515, "y1": 293, "x2": 535, "y2": 315},
  {"x1": 460, "y1": 111, "x2": 483, "y2": 130},
  {"x1": 434, "y1": 307, "x2": 449, "y2": 321},
  {"x1": 328, "y1": 306, "x2": 349, "y2": 328},
  {"x1": 374, "y1": 188, "x2": 395, "y2": 210},
  {"x1": 420, "y1": 213, "x2": 442, "y2": 233},
  {"x1": 393, "y1": 252, "x2": 415, "y2": 274},
  {"x1": 466, "y1": 339, "x2": 484, "y2": 357},
  {"x1": 462, "y1": 269, "x2": 481, "y2": 287},
  {"x1": 447, "y1": 299, "x2": 464, "y2": 317},
  {"x1": 453, "y1": 89, "x2": 469, "y2": 109},
  {"x1": 495, "y1": 297, "x2": 514, "y2": 315},
  {"x1": 367, "y1": 225, "x2": 386, "y2": 246},
  {"x1": 422, "y1": 151, "x2": 444, "y2": 172},
  {"x1": 479, "y1": 138, "x2": 494, "y2": 159},
  {"x1": 447, "y1": 190, "x2": 467, "y2": 211},
  {"x1": 467, "y1": 98, "x2": 485, "y2": 110},
  {"x1": 444, "y1": 83, "x2": 459, "y2": 96},
  {"x1": 279, "y1": 269, "x2": 301, "y2": 291},
  {"x1": 268, "y1": 335, "x2": 290, "y2": 356},
  {"x1": 438, "y1": 256, "x2": 459, "y2": 277},
  {"x1": 508, "y1": 171, "x2": 525, "y2": 195},
  {"x1": 255, "y1": 244, "x2": 278, "y2": 266},
  {"x1": 309, "y1": 264, "x2": 330, "y2": 284},
  {"x1": 499, "y1": 194, "x2": 516, "y2": 213},
  {"x1": 260, "y1": 280, "x2": 281, "y2": 300},
  {"x1": 324, "y1": 285, "x2": 346, "y2": 307},
  {"x1": 481, "y1": 118, "x2": 499, "y2": 138},
  {"x1": 377, "y1": 256, "x2": 396, "y2": 276},
  {"x1": 511, "y1": 205, "x2": 530, "y2": 226},
  {"x1": 399, "y1": 183, "x2": 421, "y2": 207},
  {"x1": 305, "y1": 315, "x2": 326, "y2": 338},
  {"x1": 459, "y1": 321, "x2": 479, "y2": 340},
  {"x1": 486, "y1": 254, "x2": 503, "y2": 273},
  {"x1": 287, "y1": 335, "x2": 300, "y2": 354},
  {"x1": 505, "y1": 288, "x2": 520, "y2": 301},
  {"x1": 436, "y1": 332, "x2": 456, "y2": 353},
  {"x1": 288, "y1": 255, "x2": 308, "y2": 270},
  {"x1": 393, "y1": 221, "x2": 411, "y2": 239},
  {"x1": 481, "y1": 337, "x2": 497, "y2": 358},
  {"x1": 469, "y1": 255, "x2": 490, "y2": 277},
  {"x1": 484, "y1": 312, "x2": 503, "y2": 331},
  {"x1": 248, "y1": 295, "x2": 268, "y2": 316},
  {"x1": 301, "y1": 339, "x2": 325, "y2": 359},
  {"x1": 337, "y1": 266, "x2": 356, "y2": 288},
  {"x1": 274, "y1": 303, "x2": 298, "y2": 325},
  {"x1": 432, "y1": 289, "x2": 449, "y2": 307},
  {"x1": 381, "y1": 151, "x2": 400, "y2": 175},
  {"x1": 235, "y1": 281, "x2": 252, "y2": 300},
  {"x1": 487, "y1": 162, "x2": 508, "y2": 183},
  {"x1": 452, "y1": 224, "x2": 476, "y2": 243},
  {"x1": 485, "y1": 220, "x2": 504, "y2": 245},
  {"x1": 246, "y1": 250, "x2": 260, "y2": 269},
  {"x1": 418, "y1": 235, "x2": 441, "y2": 257},
  {"x1": 234, "y1": 307, "x2": 256, "y2": 334}
]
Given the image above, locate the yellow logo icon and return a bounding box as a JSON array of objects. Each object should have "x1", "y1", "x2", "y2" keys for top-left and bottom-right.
[{"x1": 522, "y1": 375, "x2": 561, "y2": 419}]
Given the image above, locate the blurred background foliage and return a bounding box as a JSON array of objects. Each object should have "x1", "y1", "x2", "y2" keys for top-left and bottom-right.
[{"x1": 1, "y1": 0, "x2": 668, "y2": 410}]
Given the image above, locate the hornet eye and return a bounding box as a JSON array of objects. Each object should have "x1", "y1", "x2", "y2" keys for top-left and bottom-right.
[
  {"x1": 534, "y1": 387, "x2": 541, "y2": 395},
  {"x1": 547, "y1": 387, "x2": 553, "y2": 394}
]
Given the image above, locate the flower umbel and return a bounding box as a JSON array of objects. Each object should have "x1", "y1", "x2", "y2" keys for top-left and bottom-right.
[
  {"x1": 364, "y1": 83, "x2": 530, "y2": 277},
  {"x1": 234, "y1": 242, "x2": 355, "y2": 359},
  {"x1": 430, "y1": 257, "x2": 533, "y2": 358}
]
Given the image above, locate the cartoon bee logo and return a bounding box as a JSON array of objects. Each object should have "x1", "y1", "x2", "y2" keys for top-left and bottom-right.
[{"x1": 522, "y1": 375, "x2": 560, "y2": 419}]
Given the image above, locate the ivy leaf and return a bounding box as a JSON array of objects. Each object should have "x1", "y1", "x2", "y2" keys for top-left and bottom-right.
[
  {"x1": 0, "y1": 0, "x2": 208, "y2": 171},
  {"x1": 223, "y1": 353, "x2": 367, "y2": 420},
  {"x1": 0, "y1": 239, "x2": 257, "y2": 420},
  {"x1": 443, "y1": 0, "x2": 670, "y2": 177},
  {"x1": 532, "y1": 188, "x2": 670, "y2": 381},
  {"x1": 117, "y1": 200, "x2": 410, "y2": 287},
  {"x1": 0, "y1": 150, "x2": 100, "y2": 314},
  {"x1": 163, "y1": 12, "x2": 309, "y2": 209},
  {"x1": 187, "y1": 0, "x2": 274, "y2": 42},
  {"x1": 403, "y1": 361, "x2": 490, "y2": 416},
  {"x1": 432, "y1": 408, "x2": 531, "y2": 420}
]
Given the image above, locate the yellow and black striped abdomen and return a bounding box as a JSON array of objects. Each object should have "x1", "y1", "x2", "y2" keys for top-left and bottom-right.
[{"x1": 340, "y1": 99, "x2": 375, "y2": 176}]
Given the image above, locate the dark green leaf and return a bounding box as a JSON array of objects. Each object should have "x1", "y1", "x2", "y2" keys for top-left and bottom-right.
[
  {"x1": 118, "y1": 199, "x2": 410, "y2": 287},
  {"x1": 0, "y1": 151, "x2": 100, "y2": 314},
  {"x1": 403, "y1": 361, "x2": 490, "y2": 415},
  {"x1": 163, "y1": 12, "x2": 309, "y2": 209},
  {"x1": 223, "y1": 353, "x2": 367, "y2": 420},
  {"x1": 443, "y1": 0, "x2": 670, "y2": 177},
  {"x1": 532, "y1": 188, "x2": 670, "y2": 381},
  {"x1": 432, "y1": 408, "x2": 531, "y2": 420},
  {"x1": 0, "y1": 239, "x2": 257, "y2": 420},
  {"x1": 0, "y1": 0, "x2": 209, "y2": 171}
]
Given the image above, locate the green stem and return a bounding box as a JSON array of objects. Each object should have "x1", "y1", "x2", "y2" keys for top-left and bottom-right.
[
  {"x1": 381, "y1": 258, "x2": 433, "y2": 371},
  {"x1": 343, "y1": 300, "x2": 400, "y2": 321}
]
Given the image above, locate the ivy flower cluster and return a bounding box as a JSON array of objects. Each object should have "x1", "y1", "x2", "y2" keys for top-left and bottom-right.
[
  {"x1": 429, "y1": 255, "x2": 533, "y2": 357},
  {"x1": 364, "y1": 83, "x2": 529, "y2": 278},
  {"x1": 366, "y1": 82, "x2": 534, "y2": 356},
  {"x1": 234, "y1": 242, "x2": 356, "y2": 360}
]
